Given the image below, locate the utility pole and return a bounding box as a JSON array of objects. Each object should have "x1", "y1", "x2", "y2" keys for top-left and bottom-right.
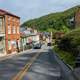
[{"x1": 51, "y1": 32, "x2": 53, "y2": 44}]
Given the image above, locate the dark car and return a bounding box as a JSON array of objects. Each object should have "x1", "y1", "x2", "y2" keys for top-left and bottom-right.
[
  {"x1": 47, "y1": 43, "x2": 51, "y2": 46},
  {"x1": 33, "y1": 42, "x2": 41, "y2": 49}
]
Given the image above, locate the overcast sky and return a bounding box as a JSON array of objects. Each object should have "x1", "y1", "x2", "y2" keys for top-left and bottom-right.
[{"x1": 0, "y1": 0, "x2": 80, "y2": 23}]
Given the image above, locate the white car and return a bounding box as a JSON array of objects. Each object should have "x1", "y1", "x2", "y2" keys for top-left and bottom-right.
[{"x1": 33, "y1": 41, "x2": 41, "y2": 49}]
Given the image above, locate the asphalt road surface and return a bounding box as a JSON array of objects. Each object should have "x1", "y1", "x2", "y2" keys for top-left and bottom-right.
[
  {"x1": 0, "y1": 48, "x2": 78, "y2": 80},
  {"x1": 23, "y1": 49, "x2": 61, "y2": 80}
]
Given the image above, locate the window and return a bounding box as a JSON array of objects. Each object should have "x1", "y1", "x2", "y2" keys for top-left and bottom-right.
[
  {"x1": 8, "y1": 16, "x2": 11, "y2": 21},
  {"x1": 17, "y1": 27, "x2": 19, "y2": 34},
  {"x1": 11, "y1": 40, "x2": 17, "y2": 48},
  {"x1": 8, "y1": 26, "x2": 11, "y2": 34},
  {"x1": 12, "y1": 27, "x2": 16, "y2": 34},
  {"x1": 17, "y1": 20, "x2": 19, "y2": 23},
  {"x1": 13, "y1": 18, "x2": 15, "y2": 21},
  {"x1": 7, "y1": 17, "x2": 11, "y2": 26},
  {"x1": 0, "y1": 18, "x2": 2, "y2": 28}
]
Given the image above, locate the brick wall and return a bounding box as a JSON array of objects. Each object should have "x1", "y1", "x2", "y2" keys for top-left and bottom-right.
[
  {"x1": 5, "y1": 15, "x2": 20, "y2": 53},
  {"x1": 75, "y1": 9, "x2": 80, "y2": 28}
]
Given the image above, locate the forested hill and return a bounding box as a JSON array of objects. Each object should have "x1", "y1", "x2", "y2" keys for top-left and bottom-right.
[{"x1": 21, "y1": 5, "x2": 80, "y2": 32}]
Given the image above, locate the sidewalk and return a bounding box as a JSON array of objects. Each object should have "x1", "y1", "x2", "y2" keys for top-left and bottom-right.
[
  {"x1": 0, "y1": 48, "x2": 44, "y2": 61},
  {"x1": 0, "y1": 49, "x2": 32, "y2": 61}
]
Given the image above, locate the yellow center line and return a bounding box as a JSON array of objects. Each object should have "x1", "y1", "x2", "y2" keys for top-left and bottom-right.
[{"x1": 11, "y1": 51, "x2": 41, "y2": 80}]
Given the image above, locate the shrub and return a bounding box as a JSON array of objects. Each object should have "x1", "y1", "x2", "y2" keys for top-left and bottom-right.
[
  {"x1": 58, "y1": 28, "x2": 80, "y2": 56},
  {"x1": 54, "y1": 46, "x2": 76, "y2": 67}
]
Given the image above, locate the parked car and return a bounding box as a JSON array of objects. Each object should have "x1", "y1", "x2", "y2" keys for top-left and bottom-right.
[
  {"x1": 47, "y1": 43, "x2": 51, "y2": 46},
  {"x1": 33, "y1": 42, "x2": 41, "y2": 49}
]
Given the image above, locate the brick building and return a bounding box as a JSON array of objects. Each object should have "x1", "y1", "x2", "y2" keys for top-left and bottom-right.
[
  {"x1": 0, "y1": 9, "x2": 20, "y2": 54},
  {"x1": 75, "y1": 7, "x2": 80, "y2": 28}
]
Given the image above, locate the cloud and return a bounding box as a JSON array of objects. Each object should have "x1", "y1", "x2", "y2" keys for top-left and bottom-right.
[{"x1": 0, "y1": 0, "x2": 80, "y2": 23}]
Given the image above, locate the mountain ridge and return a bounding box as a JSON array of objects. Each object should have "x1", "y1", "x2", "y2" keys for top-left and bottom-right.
[{"x1": 21, "y1": 5, "x2": 80, "y2": 32}]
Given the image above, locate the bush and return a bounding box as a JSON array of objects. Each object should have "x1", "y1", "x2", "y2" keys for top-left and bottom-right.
[
  {"x1": 54, "y1": 46, "x2": 76, "y2": 67},
  {"x1": 58, "y1": 28, "x2": 80, "y2": 56}
]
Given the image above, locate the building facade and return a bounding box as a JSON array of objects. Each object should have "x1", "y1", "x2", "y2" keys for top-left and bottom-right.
[
  {"x1": 0, "y1": 9, "x2": 20, "y2": 54},
  {"x1": 75, "y1": 8, "x2": 80, "y2": 28}
]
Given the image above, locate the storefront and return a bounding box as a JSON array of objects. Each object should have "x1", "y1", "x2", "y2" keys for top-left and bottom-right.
[
  {"x1": 0, "y1": 16, "x2": 5, "y2": 54},
  {"x1": 0, "y1": 35, "x2": 5, "y2": 54},
  {"x1": 8, "y1": 40, "x2": 20, "y2": 53}
]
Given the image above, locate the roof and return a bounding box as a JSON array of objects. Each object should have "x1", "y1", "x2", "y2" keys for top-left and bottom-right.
[
  {"x1": 20, "y1": 32, "x2": 38, "y2": 38},
  {"x1": 0, "y1": 9, "x2": 20, "y2": 19}
]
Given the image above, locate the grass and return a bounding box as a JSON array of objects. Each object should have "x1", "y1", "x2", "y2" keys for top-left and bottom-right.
[{"x1": 53, "y1": 46, "x2": 76, "y2": 68}]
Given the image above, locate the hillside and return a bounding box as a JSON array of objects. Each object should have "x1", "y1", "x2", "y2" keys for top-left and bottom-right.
[
  {"x1": 21, "y1": 5, "x2": 80, "y2": 32},
  {"x1": 54, "y1": 28, "x2": 80, "y2": 68}
]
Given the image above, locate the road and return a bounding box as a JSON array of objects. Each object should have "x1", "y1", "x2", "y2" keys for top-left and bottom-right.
[
  {"x1": 22, "y1": 49, "x2": 61, "y2": 80},
  {"x1": 0, "y1": 47, "x2": 78, "y2": 80}
]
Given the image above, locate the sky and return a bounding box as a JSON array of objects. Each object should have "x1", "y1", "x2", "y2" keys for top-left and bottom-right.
[{"x1": 0, "y1": 0, "x2": 80, "y2": 23}]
